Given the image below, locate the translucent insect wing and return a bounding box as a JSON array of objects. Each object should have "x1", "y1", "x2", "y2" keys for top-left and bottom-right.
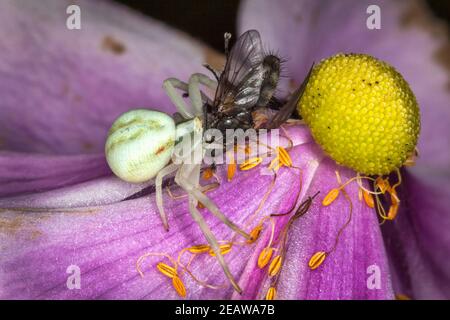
[
  {"x1": 264, "y1": 64, "x2": 315, "y2": 129},
  {"x1": 215, "y1": 30, "x2": 266, "y2": 111}
]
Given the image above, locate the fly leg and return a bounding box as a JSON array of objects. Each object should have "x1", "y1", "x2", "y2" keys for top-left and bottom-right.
[{"x1": 203, "y1": 64, "x2": 221, "y2": 81}]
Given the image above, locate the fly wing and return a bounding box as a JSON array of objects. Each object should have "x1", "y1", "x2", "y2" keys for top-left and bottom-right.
[
  {"x1": 264, "y1": 63, "x2": 314, "y2": 129},
  {"x1": 214, "y1": 30, "x2": 266, "y2": 113}
]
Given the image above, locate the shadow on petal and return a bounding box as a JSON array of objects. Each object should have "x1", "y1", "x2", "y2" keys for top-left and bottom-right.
[{"x1": 382, "y1": 171, "x2": 450, "y2": 299}]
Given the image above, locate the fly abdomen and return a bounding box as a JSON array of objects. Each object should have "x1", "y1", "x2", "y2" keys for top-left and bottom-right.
[{"x1": 256, "y1": 54, "x2": 281, "y2": 107}]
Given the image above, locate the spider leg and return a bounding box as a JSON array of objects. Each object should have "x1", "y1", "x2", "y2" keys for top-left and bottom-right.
[
  {"x1": 155, "y1": 163, "x2": 179, "y2": 231},
  {"x1": 175, "y1": 167, "x2": 251, "y2": 241},
  {"x1": 187, "y1": 197, "x2": 242, "y2": 293},
  {"x1": 163, "y1": 78, "x2": 195, "y2": 119},
  {"x1": 154, "y1": 130, "x2": 201, "y2": 230},
  {"x1": 188, "y1": 73, "x2": 217, "y2": 116}
]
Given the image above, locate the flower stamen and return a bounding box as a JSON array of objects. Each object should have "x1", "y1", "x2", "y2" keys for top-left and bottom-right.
[
  {"x1": 265, "y1": 287, "x2": 277, "y2": 300},
  {"x1": 258, "y1": 247, "x2": 274, "y2": 268},
  {"x1": 322, "y1": 188, "x2": 340, "y2": 206},
  {"x1": 363, "y1": 189, "x2": 375, "y2": 208},
  {"x1": 227, "y1": 164, "x2": 236, "y2": 182},
  {"x1": 156, "y1": 262, "x2": 177, "y2": 278},
  {"x1": 268, "y1": 255, "x2": 282, "y2": 277},
  {"x1": 247, "y1": 224, "x2": 263, "y2": 244},
  {"x1": 239, "y1": 157, "x2": 263, "y2": 171},
  {"x1": 276, "y1": 146, "x2": 293, "y2": 167},
  {"x1": 187, "y1": 244, "x2": 210, "y2": 254},
  {"x1": 312, "y1": 171, "x2": 353, "y2": 270},
  {"x1": 308, "y1": 251, "x2": 327, "y2": 270},
  {"x1": 172, "y1": 275, "x2": 187, "y2": 298},
  {"x1": 202, "y1": 167, "x2": 214, "y2": 180},
  {"x1": 208, "y1": 243, "x2": 233, "y2": 256}
]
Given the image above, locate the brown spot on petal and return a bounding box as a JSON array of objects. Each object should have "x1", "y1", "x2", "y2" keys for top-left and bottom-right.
[
  {"x1": 0, "y1": 216, "x2": 42, "y2": 240},
  {"x1": 61, "y1": 84, "x2": 83, "y2": 103},
  {"x1": 82, "y1": 141, "x2": 94, "y2": 152},
  {"x1": 101, "y1": 36, "x2": 126, "y2": 55},
  {"x1": 30, "y1": 230, "x2": 43, "y2": 240},
  {"x1": 0, "y1": 217, "x2": 24, "y2": 234}
]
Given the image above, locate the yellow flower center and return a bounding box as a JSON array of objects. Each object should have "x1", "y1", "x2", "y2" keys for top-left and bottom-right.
[{"x1": 298, "y1": 53, "x2": 420, "y2": 175}]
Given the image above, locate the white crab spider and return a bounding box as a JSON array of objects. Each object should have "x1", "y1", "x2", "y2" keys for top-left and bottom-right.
[
  {"x1": 105, "y1": 72, "x2": 250, "y2": 293},
  {"x1": 105, "y1": 29, "x2": 294, "y2": 294}
]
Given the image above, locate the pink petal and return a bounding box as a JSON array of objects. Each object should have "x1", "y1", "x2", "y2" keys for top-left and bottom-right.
[
  {"x1": 239, "y1": 0, "x2": 450, "y2": 299},
  {"x1": 0, "y1": 0, "x2": 212, "y2": 154},
  {"x1": 0, "y1": 125, "x2": 393, "y2": 299},
  {"x1": 235, "y1": 158, "x2": 393, "y2": 300},
  {"x1": 382, "y1": 171, "x2": 450, "y2": 299},
  {"x1": 0, "y1": 152, "x2": 110, "y2": 198}
]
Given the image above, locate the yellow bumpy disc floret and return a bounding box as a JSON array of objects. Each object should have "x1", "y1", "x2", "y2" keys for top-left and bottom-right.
[{"x1": 298, "y1": 53, "x2": 420, "y2": 175}]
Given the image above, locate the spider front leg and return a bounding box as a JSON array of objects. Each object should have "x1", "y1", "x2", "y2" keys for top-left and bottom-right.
[
  {"x1": 155, "y1": 163, "x2": 179, "y2": 231},
  {"x1": 174, "y1": 165, "x2": 251, "y2": 241},
  {"x1": 163, "y1": 76, "x2": 215, "y2": 119},
  {"x1": 163, "y1": 78, "x2": 195, "y2": 119},
  {"x1": 188, "y1": 197, "x2": 242, "y2": 294},
  {"x1": 187, "y1": 73, "x2": 217, "y2": 116}
]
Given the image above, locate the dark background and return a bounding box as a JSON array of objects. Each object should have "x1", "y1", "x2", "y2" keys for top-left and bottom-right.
[{"x1": 114, "y1": 0, "x2": 450, "y2": 52}]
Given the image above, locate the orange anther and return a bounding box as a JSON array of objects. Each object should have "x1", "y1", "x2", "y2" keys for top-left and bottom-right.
[
  {"x1": 266, "y1": 287, "x2": 276, "y2": 300},
  {"x1": 209, "y1": 243, "x2": 232, "y2": 256},
  {"x1": 363, "y1": 190, "x2": 375, "y2": 208},
  {"x1": 246, "y1": 225, "x2": 263, "y2": 244},
  {"x1": 308, "y1": 251, "x2": 327, "y2": 270},
  {"x1": 258, "y1": 247, "x2": 274, "y2": 269},
  {"x1": 187, "y1": 244, "x2": 210, "y2": 254},
  {"x1": 268, "y1": 255, "x2": 282, "y2": 277},
  {"x1": 386, "y1": 203, "x2": 399, "y2": 220},
  {"x1": 239, "y1": 157, "x2": 263, "y2": 171},
  {"x1": 172, "y1": 275, "x2": 187, "y2": 298},
  {"x1": 376, "y1": 177, "x2": 390, "y2": 194},
  {"x1": 227, "y1": 163, "x2": 236, "y2": 182},
  {"x1": 322, "y1": 188, "x2": 340, "y2": 206},
  {"x1": 156, "y1": 262, "x2": 177, "y2": 278},
  {"x1": 276, "y1": 146, "x2": 292, "y2": 167},
  {"x1": 268, "y1": 157, "x2": 279, "y2": 170},
  {"x1": 202, "y1": 168, "x2": 214, "y2": 180}
]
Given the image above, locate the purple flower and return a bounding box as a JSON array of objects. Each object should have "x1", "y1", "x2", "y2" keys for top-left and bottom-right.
[{"x1": 0, "y1": 0, "x2": 448, "y2": 299}]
